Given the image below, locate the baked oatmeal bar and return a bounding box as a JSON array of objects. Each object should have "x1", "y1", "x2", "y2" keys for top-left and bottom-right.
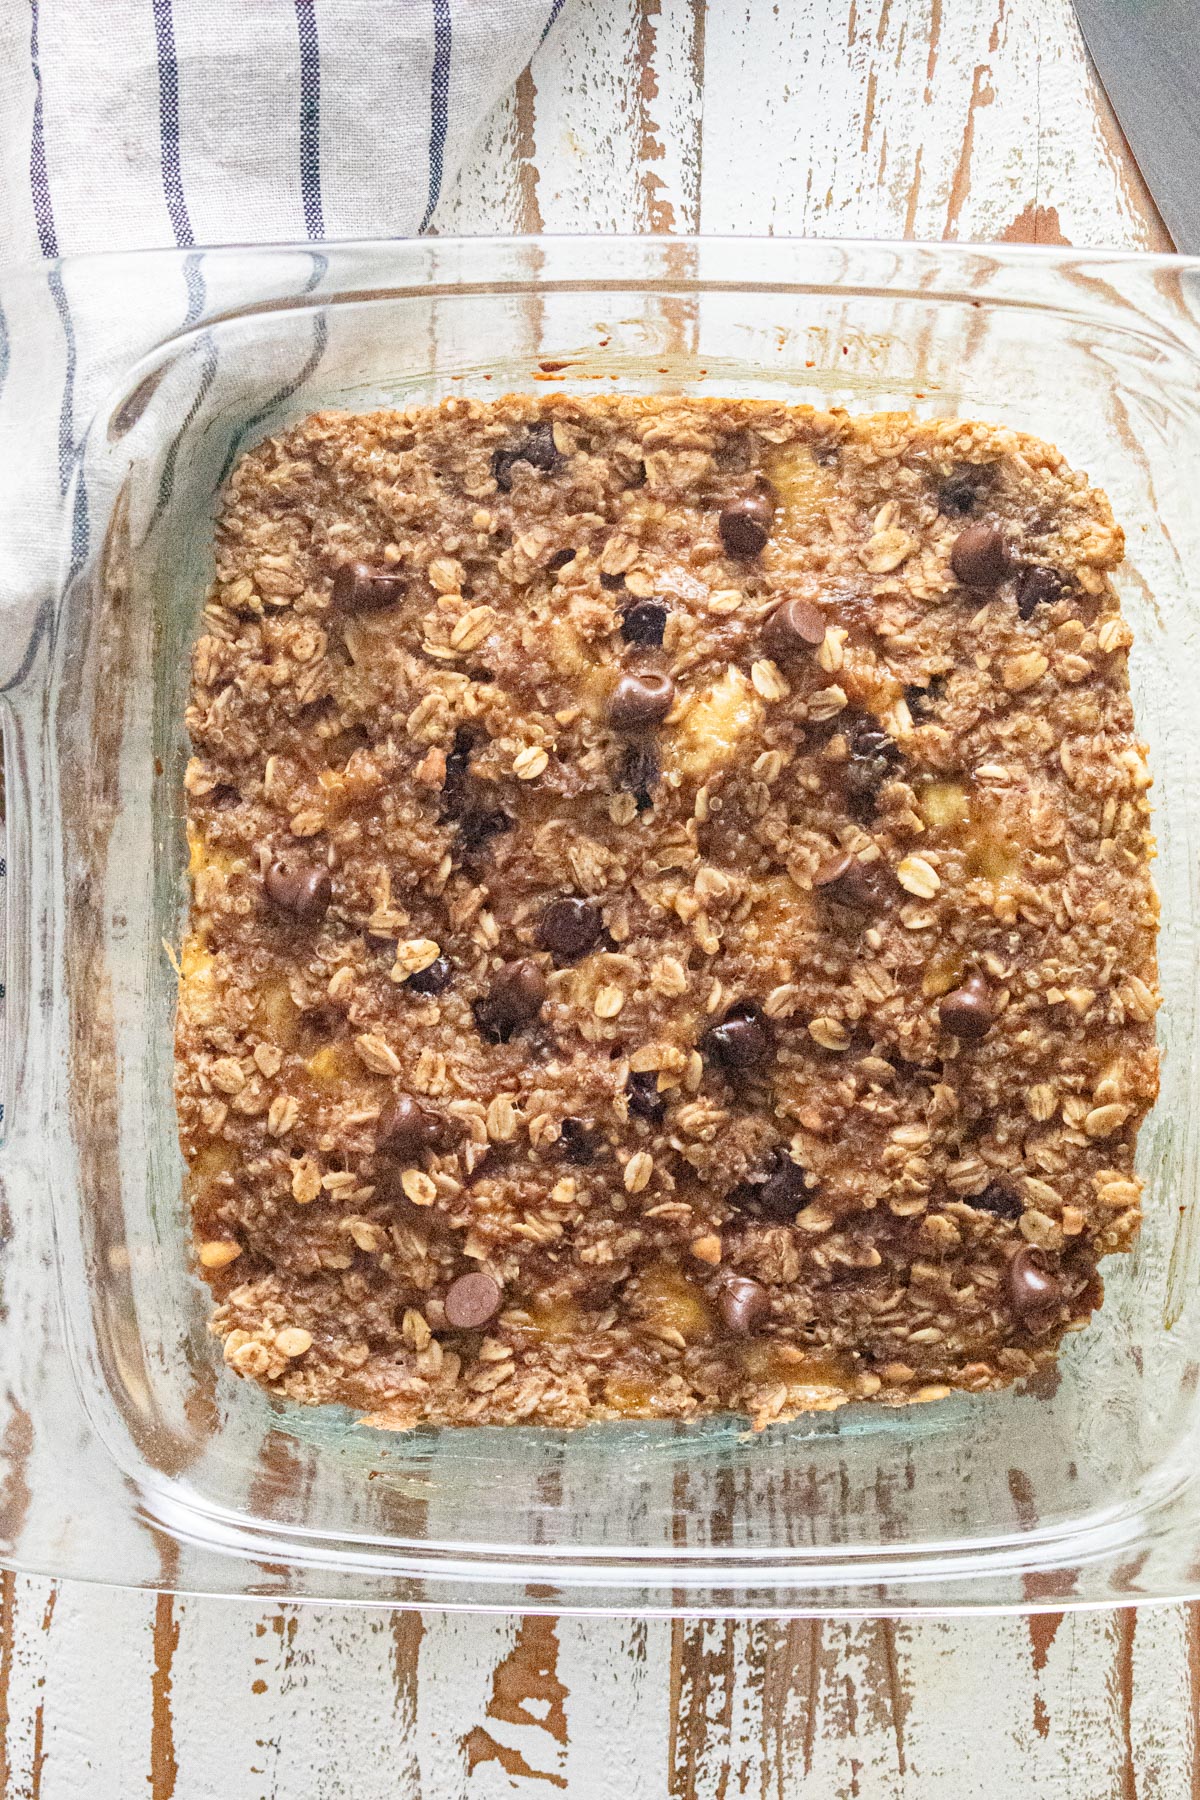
[{"x1": 177, "y1": 395, "x2": 1160, "y2": 1429}]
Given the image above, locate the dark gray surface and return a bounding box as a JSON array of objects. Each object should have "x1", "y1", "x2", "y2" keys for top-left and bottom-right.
[{"x1": 1073, "y1": 0, "x2": 1194, "y2": 249}]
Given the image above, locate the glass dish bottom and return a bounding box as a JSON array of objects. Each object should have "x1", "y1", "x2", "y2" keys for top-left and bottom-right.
[{"x1": 1, "y1": 235, "x2": 1199, "y2": 1613}]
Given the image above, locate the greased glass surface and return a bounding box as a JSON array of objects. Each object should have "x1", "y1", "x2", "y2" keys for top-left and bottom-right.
[{"x1": 2, "y1": 237, "x2": 1199, "y2": 1612}]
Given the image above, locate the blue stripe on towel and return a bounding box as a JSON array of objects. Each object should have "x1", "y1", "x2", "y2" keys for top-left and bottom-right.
[
  {"x1": 28, "y1": 6, "x2": 90, "y2": 570},
  {"x1": 68, "y1": 459, "x2": 90, "y2": 581},
  {"x1": 50, "y1": 266, "x2": 90, "y2": 576},
  {"x1": 217, "y1": 310, "x2": 329, "y2": 485},
  {"x1": 172, "y1": 253, "x2": 324, "y2": 527},
  {"x1": 45, "y1": 268, "x2": 77, "y2": 496},
  {"x1": 419, "y1": 0, "x2": 453, "y2": 233},
  {"x1": 28, "y1": 0, "x2": 57, "y2": 258},
  {"x1": 540, "y1": 0, "x2": 567, "y2": 43},
  {"x1": 152, "y1": 0, "x2": 194, "y2": 247},
  {"x1": 148, "y1": 333, "x2": 219, "y2": 535},
  {"x1": 143, "y1": 253, "x2": 216, "y2": 539},
  {"x1": 295, "y1": 0, "x2": 325, "y2": 239},
  {"x1": 183, "y1": 250, "x2": 206, "y2": 326},
  {"x1": 29, "y1": 0, "x2": 69, "y2": 488}
]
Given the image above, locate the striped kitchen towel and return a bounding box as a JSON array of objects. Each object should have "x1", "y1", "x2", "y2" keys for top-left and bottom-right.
[{"x1": 0, "y1": 0, "x2": 566, "y2": 259}]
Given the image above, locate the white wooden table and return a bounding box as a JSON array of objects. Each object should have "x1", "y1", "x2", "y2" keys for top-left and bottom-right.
[{"x1": 6, "y1": 3, "x2": 1192, "y2": 1795}]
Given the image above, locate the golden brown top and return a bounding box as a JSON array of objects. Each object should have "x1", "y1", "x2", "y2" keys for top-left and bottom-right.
[{"x1": 176, "y1": 394, "x2": 1158, "y2": 1429}]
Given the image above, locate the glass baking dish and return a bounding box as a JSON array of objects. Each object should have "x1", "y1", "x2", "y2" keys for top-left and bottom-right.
[{"x1": 1, "y1": 234, "x2": 1199, "y2": 1615}]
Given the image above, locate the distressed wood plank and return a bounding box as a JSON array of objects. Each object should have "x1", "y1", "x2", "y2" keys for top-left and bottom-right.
[
  {"x1": 3, "y1": 1587, "x2": 1199, "y2": 1795},
  {"x1": 162, "y1": 1597, "x2": 294, "y2": 1800},
  {"x1": 699, "y1": 0, "x2": 1165, "y2": 247},
  {"x1": 414, "y1": 1609, "x2": 648, "y2": 1798},
  {"x1": 249, "y1": 1607, "x2": 417, "y2": 1800},
  {"x1": 440, "y1": 0, "x2": 704, "y2": 235},
  {"x1": 434, "y1": 89, "x2": 532, "y2": 236},
  {"x1": 1127, "y1": 1605, "x2": 1195, "y2": 1800},
  {"x1": 669, "y1": 1619, "x2": 765, "y2": 1798},
  {"x1": 45, "y1": 1602, "x2": 1187, "y2": 1800},
  {"x1": 556, "y1": 1617, "x2": 668, "y2": 1798},
  {"x1": 754, "y1": 1619, "x2": 917, "y2": 1800},
  {"x1": 443, "y1": 0, "x2": 1168, "y2": 250},
  {"x1": 11, "y1": 1580, "x2": 156, "y2": 1800}
]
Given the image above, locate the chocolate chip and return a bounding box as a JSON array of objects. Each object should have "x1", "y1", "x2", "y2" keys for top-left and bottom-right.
[
  {"x1": 905, "y1": 674, "x2": 946, "y2": 719},
  {"x1": 1008, "y1": 1246, "x2": 1062, "y2": 1325},
  {"x1": 620, "y1": 744, "x2": 659, "y2": 811},
  {"x1": 702, "y1": 1001, "x2": 771, "y2": 1072},
  {"x1": 620, "y1": 601, "x2": 669, "y2": 647},
  {"x1": 937, "y1": 467, "x2": 987, "y2": 515},
  {"x1": 547, "y1": 548, "x2": 576, "y2": 571},
  {"x1": 938, "y1": 975, "x2": 996, "y2": 1042},
  {"x1": 715, "y1": 431, "x2": 754, "y2": 475},
  {"x1": 559, "y1": 1118, "x2": 597, "y2": 1163},
  {"x1": 439, "y1": 729, "x2": 474, "y2": 812},
  {"x1": 377, "y1": 1093, "x2": 442, "y2": 1159},
  {"x1": 492, "y1": 422, "x2": 565, "y2": 493},
  {"x1": 844, "y1": 717, "x2": 900, "y2": 821},
  {"x1": 444, "y1": 1270, "x2": 502, "y2": 1329},
  {"x1": 458, "y1": 809, "x2": 512, "y2": 853},
  {"x1": 813, "y1": 853, "x2": 880, "y2": 909},
  {"x1": 599, "y1": 572, "x2": 627, "y2": 592},
  {"x1": 759, "y1": 1152, "x2": 809, "y2": 1219},
  {"x1": 719, "y1": 488, "x2": 776, "y2": 559},
  {"x1": 727, "y1": 1150, "x2": 808, "y2": 1221},
  {"x1": 405, "y1": 955, "x2": 452, "y2": 995},
  {"x1": 719, "y1": 1275, "x2": 771, "y2": 1336},
  {"x1": 331, "y1": 561, "x2": 405, "y2": 612},
  {"x1": 762, "y1": 597, "x2": 826, "y2": 657},
  {"x1": 474, "y1": 958, "x2": 547, "y2": 1042},
  {"x1": 264, "y1": 858, "x2": 332, "y2": 923},
  {"x1": 968, "y1": 1183, "x2": 1022, "y2": 1220},
  {"x1": 1015, "y1": 565, "x2": 1066, "y2": 620},
  {"x1": 608, "y1": 671, "x2": 675, "y2": 731},
  {"x1": 950, "y1": 523, "x2": 1014, "y2": 589},
  {"x1": 537, "y1": 897, "x2": 603, "y2": 961},
  {"x1": 439, "y1": 731, "x2": 513, "y2": 852},
  {"x1": 518, "y1": 423, "x2": 564, "y2": 471},
  {"x1": 626, "y1": 1071, "x2": 666, "y2": 1122}
]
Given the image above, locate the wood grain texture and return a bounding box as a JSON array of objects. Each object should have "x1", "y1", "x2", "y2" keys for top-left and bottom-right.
[
  {"x1": 0, "y1": 1580, "x2": 1198, "y2": 1797},
  {"x1": 6, "y1": 1, "x2": 1193, "y2": 1794},
  {"x1": 439, "y1": 0, "x2": 1170, "y2": 248}
]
